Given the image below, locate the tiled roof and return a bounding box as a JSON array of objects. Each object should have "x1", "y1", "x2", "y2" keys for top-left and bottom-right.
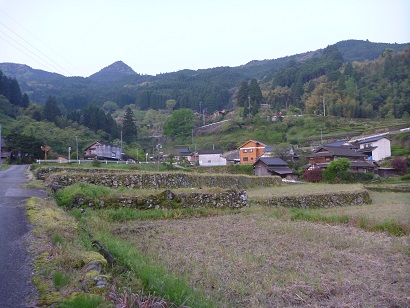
[
  {"x1": 238, "y1": 139, "x2": 266, "y2": 149},
  {"x1": 307, "y1": 146, "x2": 366, "y2": 158},
  {"x1": 256, "y1": 157, "x2": 289, "y2": 166},
  {"x1": 198, "y1": 149, "x2": 223, "y2": 155},
  {"x1": 267, "y1": 166, "x2": 293, "y2": 174},
  {"x1": 357, "y1": 136, "x2": 389, "y2": 144}
]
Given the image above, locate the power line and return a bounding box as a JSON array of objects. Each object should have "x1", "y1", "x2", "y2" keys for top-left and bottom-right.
[
  {"x1": 0, "y1": 35, "x2": 57, "y2": 72},
  {"x1": 0, "y1": 29, "x2": 65, "y2": 74},
  {"x1": 0, "y1": 22, "x2": 72, "y2": 75},
  {"x1": 0, "y1": 8, "x2": 84, "y2": 76}
]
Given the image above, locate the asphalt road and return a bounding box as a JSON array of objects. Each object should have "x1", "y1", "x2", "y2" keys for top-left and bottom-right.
[{"x1": 0, "y1": 165, "x2": 47, "y2": 308}]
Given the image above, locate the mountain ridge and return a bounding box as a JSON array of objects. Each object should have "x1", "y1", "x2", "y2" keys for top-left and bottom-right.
[{"x1": 0, "y1": 39, "x2": 409, "y2": 107}]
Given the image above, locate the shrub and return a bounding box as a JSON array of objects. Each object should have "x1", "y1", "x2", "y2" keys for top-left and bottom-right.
[
  {"x1": 349, "y1": 172, "x2": 374, "y2": 183},
  {"x1": 91, "y1": 159, "x2": 102, "y2": 167},
  {"x1": 392, "y1": 157, "x2": 408, "y2": 176},
  {"x1": 400, "y1": 174, "x2": 410, "y2": 180},
  {"x1": 322, "y1": 158, "x2": 351, "y2": 183},
  {"x1": 303, "y1": 168, "x2": 322, "y2": 182}
]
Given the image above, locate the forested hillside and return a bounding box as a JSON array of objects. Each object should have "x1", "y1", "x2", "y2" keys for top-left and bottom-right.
[
  {"x1": 262, "y1": 46, "x2": 410, "y2": 119},
  {"x1": 1, "y1": 40, "x2": 410, "y2": 163},
  {"x1": 1, "y1": 40, "x2": 409, "y2": 115}
]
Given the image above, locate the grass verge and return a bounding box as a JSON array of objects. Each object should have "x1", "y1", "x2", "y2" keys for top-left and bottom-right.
[{"x1": 93, "y1": 231, "x2": 214, "y2": 308}]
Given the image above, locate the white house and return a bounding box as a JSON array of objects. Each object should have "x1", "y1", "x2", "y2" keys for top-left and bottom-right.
[
  {"x1": 355, "y1": 136, "x2": 391, "y2": 161},
  {"x1": 84, "y1": 141, "x2": 122, "y2": 160},
  {"x1": 198, "y1": 149, "x2": 227, "y2": 166}
]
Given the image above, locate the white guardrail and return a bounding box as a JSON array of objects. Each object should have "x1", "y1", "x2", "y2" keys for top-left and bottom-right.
[{"x1": 36, "y1": 159, "x2": 138, "y2": 164}]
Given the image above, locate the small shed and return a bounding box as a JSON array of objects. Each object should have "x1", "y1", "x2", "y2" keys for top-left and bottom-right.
[{"x1": 253, "y1": 157, "x2": 294, "y2": 179}]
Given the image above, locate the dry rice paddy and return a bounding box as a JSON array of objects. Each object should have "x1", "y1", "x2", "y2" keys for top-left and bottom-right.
[{"x1": 111, "y1": 191, "x2": 410, "y2": 307}]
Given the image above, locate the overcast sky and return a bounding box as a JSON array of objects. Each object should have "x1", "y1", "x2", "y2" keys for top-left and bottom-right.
[{"x1": 1, "y1": 0, "x2": 409, "y2": 77}]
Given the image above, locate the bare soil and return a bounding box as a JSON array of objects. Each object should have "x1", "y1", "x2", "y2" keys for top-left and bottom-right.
[{"x1": 114, "y1": 209, "x2": 410, "y2": 307}]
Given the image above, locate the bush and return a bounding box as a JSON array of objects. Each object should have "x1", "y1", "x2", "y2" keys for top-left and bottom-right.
[
  {"x1": 303, "y1": 168, "x2": 322, "y2": 182},
  {"x1": 392, "y1": 157, "x2": 408, "y2": 176},
  {"x1": 400, "y1": 173, "x2": 410, "y2": 180},
  {"x1": 91, "y1": 159, "x2": 101, "y2": 167},
  {"x1": 349, "y1": 172, "x2": 374, "y2": 183}
]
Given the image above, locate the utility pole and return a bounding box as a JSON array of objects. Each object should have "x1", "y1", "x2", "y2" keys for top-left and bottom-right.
[
  {"x1": 120, "y1": 130, "x2": 123, "y2": 160},
  {"x1": 323, "y1": 98, "x2": 326, "y2": 117},
  {"x1": 321, "y1": 128, "x2": 323, "y2": 144},
  {"x1": 75, "y1": 136, "x2": 78, "y2": 161},
  {"x1": 0, "y1": 124, "x2": 2, "y2": 171},
  {"x1": 248, "y1": 95, "x2": 251, "y2": 118}
]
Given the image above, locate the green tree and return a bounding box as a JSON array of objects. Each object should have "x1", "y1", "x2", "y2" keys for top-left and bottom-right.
[
  {"x1": 42, "y1": 96, "x2": 61, "y2": 123},
  {"x1": 248, "y1": 78, "x2": 263, "y2": 116},
  {"x1": 322, "y1": 158, "x2": 351, "y2": 183},
  {"x1": 122, "y1": 107, "x2": 137, "y2": 143},
  {"x1": 6, "y1": 132, "x2": 44, "y2": 164},
  {"x1": 236, "y1": 81, "x2": 249, "y2": 107},
  {"x1": 102, "y1": 101, "x2": 118, "y2": 114},
  {"x1": 165, "y1": 99, "x2": 177, "y2": 112},
  {"x1": 163, "y1": 108, "x2": 194, "y2": 140}
]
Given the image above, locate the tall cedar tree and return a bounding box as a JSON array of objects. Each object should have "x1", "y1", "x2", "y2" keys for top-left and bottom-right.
[
  {"x1": 0, "y1": 70, "x2": 27, "y2": 109},
  {"x1": 236, "y1": 81, "x2": 249, "y2": 107},
  {"x1": 42, "y1": 96, "x2": 61, "y2": 123},
  {"x1": 122, "y1": 107, "x2": 137, "y2": 143},
  {"x1": 237, "y1": 79, "x2": 262, "y2": 117},
  {"x1": 248, "y1": 78, "x2": 263, "y2": 116}
]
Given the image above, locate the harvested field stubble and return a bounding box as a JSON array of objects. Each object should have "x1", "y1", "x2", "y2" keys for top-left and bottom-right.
[{"x1": 117, "y1": 214, "x2": 410, "y2": 307}]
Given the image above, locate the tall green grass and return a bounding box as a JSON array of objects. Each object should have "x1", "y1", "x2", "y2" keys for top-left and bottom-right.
[
  {"x1": 288, "y1": 208, "x2": 409, "y2": 236},
  {"x1": 58, "y1": 294, "x2": 102, "y2": 308},
  {"x1": 96, "y1": 232, "x2": 214, "y2": 308},
  {"x1": 96, "y1": 207, "x2": 237, "y2": 221},
  {"x1": 54, "y1": 183, "x2": 111, "y2": 208}
]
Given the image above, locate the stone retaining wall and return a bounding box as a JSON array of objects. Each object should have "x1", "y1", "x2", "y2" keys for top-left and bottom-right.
[
  {"x1": 46, "y1": 171, "x2": 281, "y2": 191},
  {"x1": 68, "y1": 189, "x2": 249, "y2": 210},
  {"x1": 255, "y1": 189, "x2": 371, "y2": 208}
]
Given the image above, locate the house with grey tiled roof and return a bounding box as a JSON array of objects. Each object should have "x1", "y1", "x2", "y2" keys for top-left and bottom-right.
[{"x1": 253, "y1": 157, "x2": 294, "y2": 179}]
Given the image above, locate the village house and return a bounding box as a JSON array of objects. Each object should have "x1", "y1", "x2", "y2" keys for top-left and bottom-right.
[
  {"x1": 253, "y1": 157, "x2": 294, "y2": 179},
  {"x1": 84, "y1": 141, "x2": 122, "y2": 161},
  {"x1": 353, "y1": 135, "x2": 391, "y2": 161},
  {"x1": 238, "y1": 140, "x2": 266, "y2": 165},
  {"x1": 305, "y1": 145, "x2": 375, "y2": 173},
  {"x1": 222, "y1": 150, "x2": 240, "y2": 165},
  {"x1": 198, "y1": 149, "x2": 227, "y2": 166}
]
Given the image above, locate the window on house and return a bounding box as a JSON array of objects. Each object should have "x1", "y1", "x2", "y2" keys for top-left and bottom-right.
[
  {"x1": 208, "y1": 160, "x2": 211, "y2": 163},
  {"x1": 248, "y1": 149, "x2": 253, "y2": 152},
  {"x1": 243, "y1": 149, "x2": 247, "y2": 153},
  {"x1": 243, "y1": 157, "x2": 248, "y2": 161}
]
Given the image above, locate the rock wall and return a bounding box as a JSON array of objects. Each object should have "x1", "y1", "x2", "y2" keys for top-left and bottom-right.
[
  {"x1": 46, "y1": 171, "x2": 281, "y2": 191},
  {"x1": 68, "y1": 189, "x2": 249, "y2": 210},
  {"x1": 255, "y1": 189, "x2": 371, "y2": 208}
]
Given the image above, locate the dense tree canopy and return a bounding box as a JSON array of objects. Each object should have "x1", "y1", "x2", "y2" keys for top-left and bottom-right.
[{"x1": 163, "y1": 108, "x2": 194, "y2": 141}]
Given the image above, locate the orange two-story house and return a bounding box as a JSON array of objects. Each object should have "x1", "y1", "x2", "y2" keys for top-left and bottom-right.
[{"x1": 238, "y1": 140, "x2": 266, "y2": 165}]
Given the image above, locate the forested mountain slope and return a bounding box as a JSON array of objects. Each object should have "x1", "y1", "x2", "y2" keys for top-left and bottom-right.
[{"x1": 0, "y1": 40, "x2": 409, "y2": 115}]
